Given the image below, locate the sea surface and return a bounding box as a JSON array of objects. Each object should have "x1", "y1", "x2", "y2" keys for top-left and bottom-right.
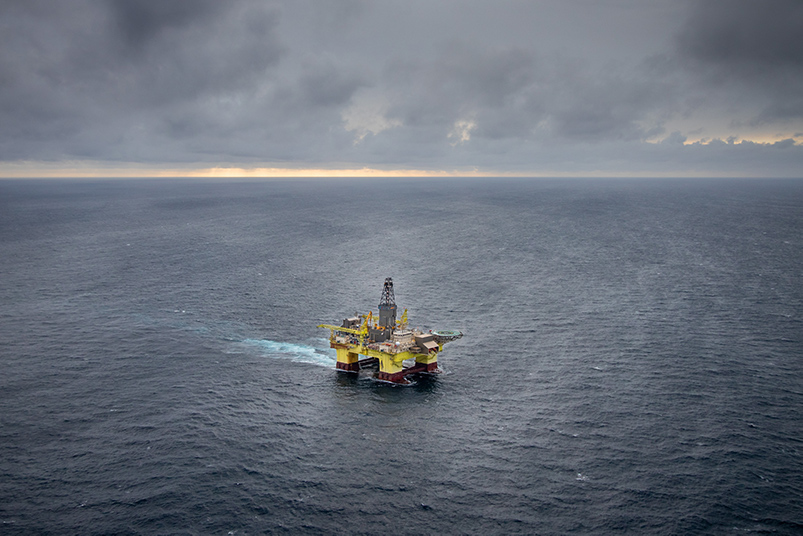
[{"x1": 1, "y1": 177, "x2": 801, "y2": 535}]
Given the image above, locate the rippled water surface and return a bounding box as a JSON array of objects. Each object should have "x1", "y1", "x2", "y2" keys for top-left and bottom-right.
[{"x1": 1, "y1": 178, "x2": 801, "y2": 534}]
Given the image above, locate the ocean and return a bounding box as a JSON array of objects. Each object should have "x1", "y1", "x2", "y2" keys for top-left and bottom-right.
[{"x1": 1, "y1": 177, "x2": 801, "y2": 534}]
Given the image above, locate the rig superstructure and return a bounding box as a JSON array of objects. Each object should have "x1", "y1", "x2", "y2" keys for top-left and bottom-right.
[{"x1": 318, "y1": 278, "x2": 462, "y2": 384}]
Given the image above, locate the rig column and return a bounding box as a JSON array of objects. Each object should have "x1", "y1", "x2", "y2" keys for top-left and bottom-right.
[
  {"x1": 335, "y1": 346, "x2": 360, "y2": 372},
  {"x1": 376, "y1": 354, "x2": 406, "y2": 383},
  {"x1": 414, "y1": 350, "x2": 440, "y2": 373}
]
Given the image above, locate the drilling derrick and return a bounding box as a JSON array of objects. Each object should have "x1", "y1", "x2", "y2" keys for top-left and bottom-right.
[
  {"x1": 378, "y1": 277, "x2": 397, "y2": 328},
  {"x1": 318, "y1": 278, "x2": 463, "y2": 384},
  {"x1": 370, "y1": 277, "x2": 397, "y2": 343}
]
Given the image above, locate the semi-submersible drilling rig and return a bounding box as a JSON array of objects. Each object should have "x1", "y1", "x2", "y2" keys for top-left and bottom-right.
[{"x1": 318, "y1": 278, "x2": 462, "y2": 384}]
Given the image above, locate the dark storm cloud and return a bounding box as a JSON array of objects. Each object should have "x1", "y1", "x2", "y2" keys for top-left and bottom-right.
[
  {"x1": 0, "y1": 0, "x2": 801, "y2": 175},
  {"x1": 0, "y1": 0, "x2": 285, "y2": 160},
  {"x1": 676, "y1": 0, "x2": 803, "y2": 124},
  {"x1": 103, "y1": 1, "x2": 284, "y2": 107},
  {"x1": 679, "y1": 0, "x2": 803, "y2": 68},
  {"x1": 109, "y1": 0, "x2": 226, "y2": 50}
]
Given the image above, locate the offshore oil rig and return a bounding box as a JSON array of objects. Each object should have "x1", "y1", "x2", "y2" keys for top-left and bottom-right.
[{"x1": 318, "y1": 278, "x2": 462, "y2": 384}]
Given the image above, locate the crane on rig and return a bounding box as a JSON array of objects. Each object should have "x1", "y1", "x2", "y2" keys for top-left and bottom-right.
[{"x1": 318, "y1": 278, "x2": 462, "y2": 384}]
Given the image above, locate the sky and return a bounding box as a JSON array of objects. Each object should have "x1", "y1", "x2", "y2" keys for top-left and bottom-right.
[{"x1": 1, "y1": 0, "x2": 802, "y2": 178}]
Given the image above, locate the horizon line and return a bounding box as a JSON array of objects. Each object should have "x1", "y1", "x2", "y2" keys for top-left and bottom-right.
[{"x1": 0, "y1": 164, "x2": 800, "y2": 180}]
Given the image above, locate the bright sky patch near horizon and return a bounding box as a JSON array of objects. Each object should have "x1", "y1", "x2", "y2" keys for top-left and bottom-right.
[{"x1": 1, "y1": 0, "x2": 802, "y2": 178}]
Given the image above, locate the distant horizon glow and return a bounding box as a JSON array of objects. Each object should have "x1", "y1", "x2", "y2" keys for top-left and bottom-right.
[
  {"x1": 1, "y1": 159, "x2": 801, "y2": 180},
  {"x1": 2, "y1": 135, "x2": 802, "y2": 179}
]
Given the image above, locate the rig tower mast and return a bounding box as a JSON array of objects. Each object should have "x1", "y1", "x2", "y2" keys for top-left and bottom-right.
[{"x1": 378, "y1": 277, "x2": 397, "y2": 328}]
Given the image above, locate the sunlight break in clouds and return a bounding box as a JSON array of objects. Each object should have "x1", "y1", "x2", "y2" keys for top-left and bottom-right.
[
  {"x1": 448, "y1": 120, "x2": 477, "y2": 146},
  {"x1": 341, "y1": 92, "x2": 401, "y2": 144}
]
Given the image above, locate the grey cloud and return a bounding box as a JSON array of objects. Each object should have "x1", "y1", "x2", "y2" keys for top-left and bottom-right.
[
  {"x1": 678, "y1": 0, "x2": 803, "y2": 68},
  {"x1": 0, "y1": 0, "x2": 800, "y2": 176},
  {"x1": 661, "y1": 131, "x2": 688, "y2": 145},
  {"x1": 0, "y1": 0, "x2": 284, "y2": 160},
  {"x1": 109, "y1": 0, "x2": 227, "y2": 50},
  {"x1": 675, "y1": 0, "x2": 803, "y2": 123},
  {"x1": 297, "y1": 61, "x2": 366, "y2": 109},
  {"x1": 378, "y1": 43, "x2": 678, "y2": 145},
  {"x1": 101, "y1": 1, "x2": 283, "y2": 106},
  {"x1": 383, "y1": 45, "x2": 537, "y2": 131},
  {"x1": 547, "y1": 62, "x2": 675, "y2": 142}
]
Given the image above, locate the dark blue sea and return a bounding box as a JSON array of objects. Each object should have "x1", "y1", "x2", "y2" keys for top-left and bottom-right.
[{"x1": 1, "y1": 177, "x2": 801, "y2": 535}]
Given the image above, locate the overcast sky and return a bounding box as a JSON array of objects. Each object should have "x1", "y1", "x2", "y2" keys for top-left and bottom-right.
[{"x1": 1, "y1": 0, "x2": 802, "y2": 177}]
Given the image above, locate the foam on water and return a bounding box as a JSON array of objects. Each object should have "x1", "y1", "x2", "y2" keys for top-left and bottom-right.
[{"x1": 238, "y1": 338, "x2": 336, "y2": 368}]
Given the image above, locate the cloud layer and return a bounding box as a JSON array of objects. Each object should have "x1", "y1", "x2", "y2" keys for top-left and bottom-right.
[{"x1": 1, "y1": 0, "x2": 801, "y2": 176}]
